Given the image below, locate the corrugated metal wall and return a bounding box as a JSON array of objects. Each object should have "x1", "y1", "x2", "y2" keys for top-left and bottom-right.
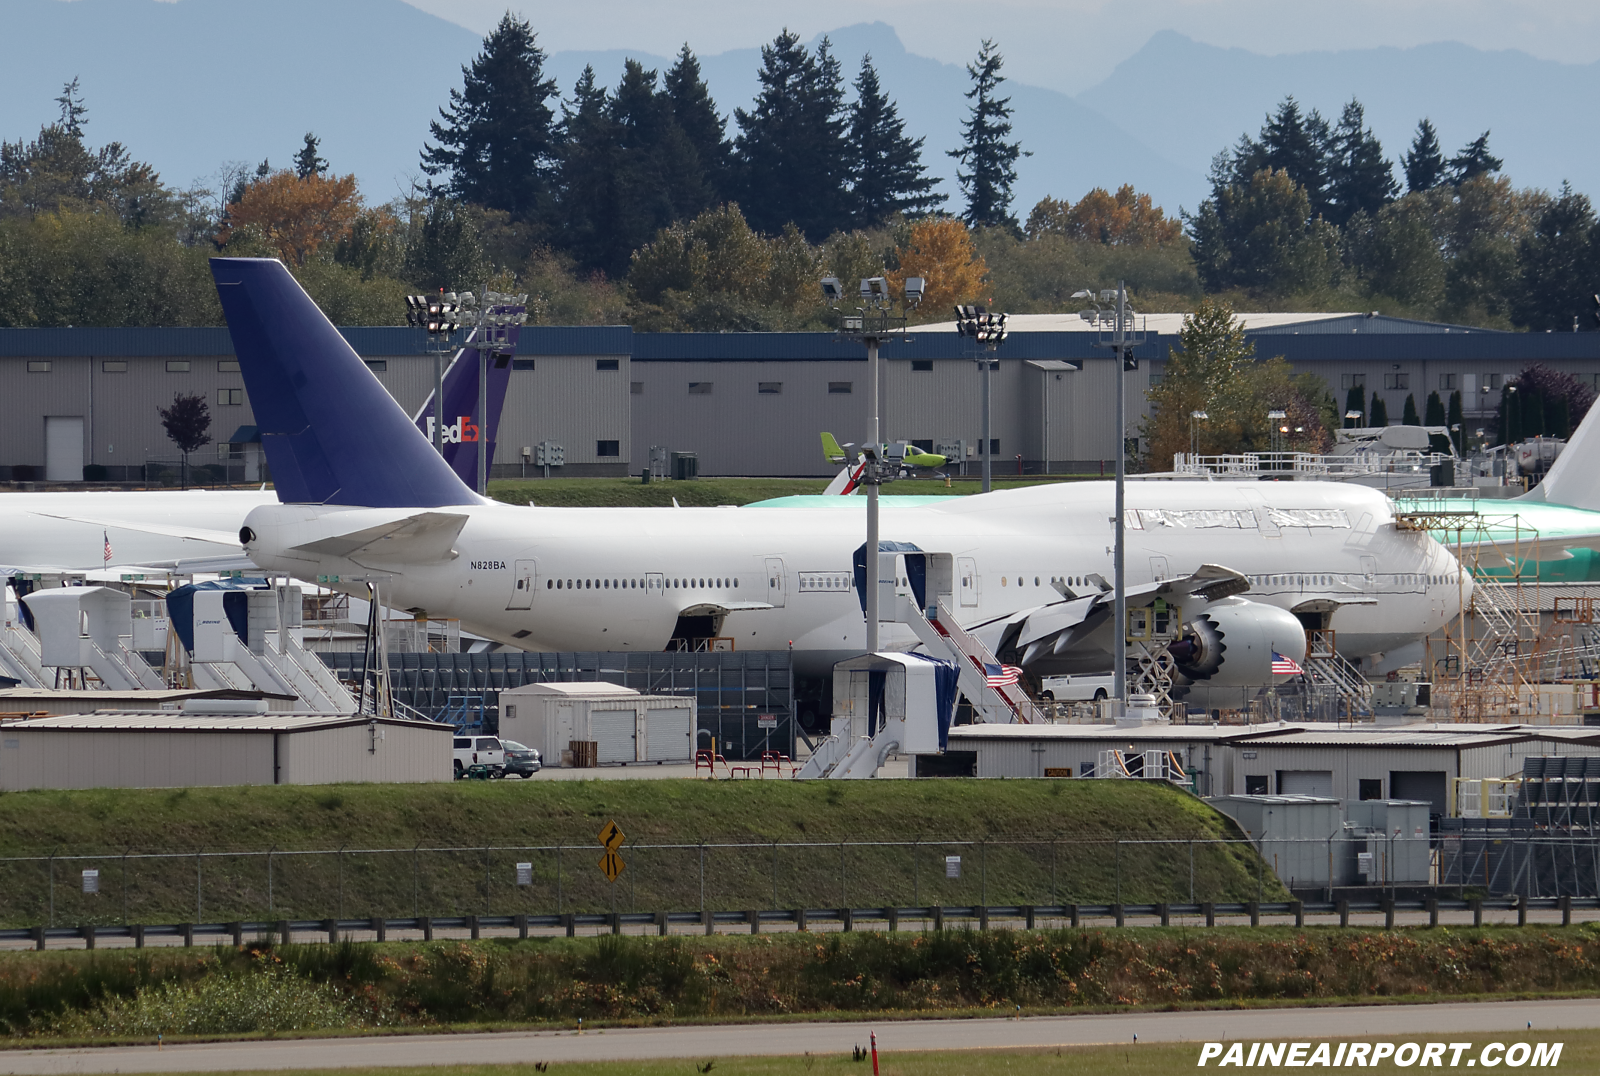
[
  {"x1": 278, "y1": 723, "x2": 450, "y2": 785},
  {"x1": 0, "y1": 729, "x2": 274, "y2": 790}
]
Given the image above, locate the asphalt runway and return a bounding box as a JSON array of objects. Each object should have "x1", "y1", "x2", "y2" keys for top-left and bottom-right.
[{"x1": 3, "y1": 999, "x2": 1597, "y2": 1073}]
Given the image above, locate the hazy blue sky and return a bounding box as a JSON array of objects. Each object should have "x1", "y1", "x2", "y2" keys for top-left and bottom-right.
[{"x1": 402, "y1": 0, "x2": 1600, "y2": 93}]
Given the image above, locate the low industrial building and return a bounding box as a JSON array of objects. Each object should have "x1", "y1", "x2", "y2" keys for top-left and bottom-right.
[
  {"x1": 0, "y1": 713, "x2": 450, "y2": 790},
  {"x1": 0, "y1": 687, "x2": 291, "y2": 717},
  {"x1": 939, "y1": 720, "x2": 1305, "y2": 794},
  {"x1": 4, "y1": 312, "x2": 1595, "y2": 482}
]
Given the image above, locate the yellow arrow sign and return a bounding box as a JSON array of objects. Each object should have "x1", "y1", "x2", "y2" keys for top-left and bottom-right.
[
  {"x1": 598, "y1": 819, "x2": 625, "y2": 852},
  {"x1": 598, "y1": 849, "x2": 625, "y2": 883}
]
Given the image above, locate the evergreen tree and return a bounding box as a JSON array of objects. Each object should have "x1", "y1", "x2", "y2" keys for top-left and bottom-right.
[
  {"x1": 1448, "y1": 390, "x2": 1464, "y2": 453},
  {"x1": 948, "y1": 39, "x2": 1025, "y2": 231},
  {"x1": 1258, "y1": 97, "x2": 1331, "y2": 216},
  {"x1": 555, "y1": 66, "x2": 616, "y2": 271},
  {"x1": 1369, "y1": 390, "x2": 1389, "y2": 427},
  {"x1": 1325, "y1": 99, "x2": 1395, "y2": 226},
  {"x1": 421, "y1": 13, "x2": 558, "y2": 222},
  {"x1": 1402, "y1": 119, "x2": 1447, "y2": 193},
  {"x1": 1425, "y1": 390, "x2": 1446, "y2": 427},
  {"x1": 848, "y1": 55, "x2": 945, "y2": 226},
  {"x1": 1402, "y1": 393, "x2": 1420, "y2": 426},
  {"x1": 294, "y1": 133, "x2": 327, "y2": 180},
  {"x1": 55, "y1": 78, "x2": 87, "y2": 139},
  {"x1": 1344, "y1": 384, "x2": 1365, "y2": 427},
  {"x1": 1515, "y1": 182, "x2": 1600, "y2": 332},
  {"x1": 733, "y1": 30, "x2": 851, "y2": 239},
  {"x1": 663, "y1": 45, "x2": 731, "y2": 201},
  {"x1": 1188, "y1": 168, "x2": 1338, "y2": 294},
  {"x1": 1450, "y1": 132, "x2": 1503, "y2": 185}
]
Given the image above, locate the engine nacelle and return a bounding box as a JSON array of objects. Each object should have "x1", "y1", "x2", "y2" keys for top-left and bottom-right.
[{"x1": 1169, "y1": 597, "x2": 1307, "y2": 690}]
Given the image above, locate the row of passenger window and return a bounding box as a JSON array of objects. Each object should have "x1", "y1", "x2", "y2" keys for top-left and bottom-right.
[
  {"x1": 1246, "y1": 572, "x2": 1458, "y2": 587},
  {"x1": 548, "y1": 577, "x2": 741, "y2": 591}
]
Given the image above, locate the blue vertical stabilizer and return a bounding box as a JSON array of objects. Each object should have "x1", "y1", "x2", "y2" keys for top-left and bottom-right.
[
  {"x1": 210, "y1": 258, "x2": 482, "y2": 508},
  {"x1": 412, "y1": 325, "x2": 519, "y2": 489}
]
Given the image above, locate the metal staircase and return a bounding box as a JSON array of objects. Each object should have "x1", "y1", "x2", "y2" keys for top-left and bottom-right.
[
  {"x1": 900, "y1": 596, "x2": 1046, "y2": 724},
  {"x1": 1298, "y1": 630, "x2": 1373, "y2": 717}
]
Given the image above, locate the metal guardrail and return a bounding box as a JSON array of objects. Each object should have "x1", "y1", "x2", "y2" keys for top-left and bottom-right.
[{"x1": 2, "y1": 895, "x2": 1592, "y2": 950}]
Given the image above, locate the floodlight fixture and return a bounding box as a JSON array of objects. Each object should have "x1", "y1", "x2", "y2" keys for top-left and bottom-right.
[
  {"x1": 1267, "y1": 409, "x2": 1288, "y2": 420},
  {"x1": 1070, "y1": 289, "x2": 1094, "y2": 300},
  {"x1": 904, "y1": 277, "x2": 925, "y2": 305},
  {"x1": 1345, "y1": 410, "x2": 1363, "y2": 420},
  {"x1": 821, "y1": 276, "x2": 842, "y2": 302},
  {"x1": 1099, "y1": 289, "x2": 1117, "y2": 302},
  {"x1": 1191, "y1": 410, "x2": 1208, "y2": 420}
]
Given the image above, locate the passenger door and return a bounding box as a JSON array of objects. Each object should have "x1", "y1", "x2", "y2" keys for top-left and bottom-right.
[
  {"x1": 958, "y1": 557, "x2": 980, "y2": 607},
  {"x1": 765, "y1": 558, "x2": 786, "y2": 608},
  {"x1": 506, "y1": 558, "x2": 537, "y2": 610}
]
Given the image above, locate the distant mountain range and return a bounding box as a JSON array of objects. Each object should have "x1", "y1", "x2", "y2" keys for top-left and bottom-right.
[{"x1": 5, "y1": 1, "x2": 1596, "y2": 227}]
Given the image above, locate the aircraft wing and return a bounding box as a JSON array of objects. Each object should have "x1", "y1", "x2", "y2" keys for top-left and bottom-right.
[
  {"x1": 681, "y1": 601, "x2": 776, "y2": 616},
  {"x1": 31, "y1": 513, "x2": 241, "y2": 548},
  {"x1": 962, "y1": 564, "x2": 1250, "y2": 666},
  {"x1": 291, "y1": 512, "x2": 469, "y2": 563}
]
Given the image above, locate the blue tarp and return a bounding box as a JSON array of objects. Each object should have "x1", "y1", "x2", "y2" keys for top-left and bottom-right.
[{"x1": 853, "y1": 541, "x2": 925, "y2": 615}]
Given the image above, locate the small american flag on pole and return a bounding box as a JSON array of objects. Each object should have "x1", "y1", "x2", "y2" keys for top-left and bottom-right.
[
  {"x1": 984, "y1": 662, "x2": 1023, "y2": 688},
  {"x1": 1271, "y1": 651, "x2": 1303, "y2": 675},
  {"x1": 103, "y1": 530, "x2": 112, "y2": 566}
]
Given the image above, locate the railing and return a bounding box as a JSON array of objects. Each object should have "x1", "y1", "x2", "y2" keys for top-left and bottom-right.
[
  {"x1": 5, "y1": 895, "x2": 1597, "y2": 950},
  {"x1": 1174, "y1": 451, "x2": 1458, "y2": 481}
]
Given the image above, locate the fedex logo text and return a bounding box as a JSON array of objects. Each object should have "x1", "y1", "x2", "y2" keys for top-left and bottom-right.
[{"x1": 425, "y1": 416, "x2": 480, "y2": 444}]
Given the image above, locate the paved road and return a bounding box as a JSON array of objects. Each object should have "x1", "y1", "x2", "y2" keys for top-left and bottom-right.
[{"x1": 4, "y1": 999, "x2": 1597, "y2": 1073}]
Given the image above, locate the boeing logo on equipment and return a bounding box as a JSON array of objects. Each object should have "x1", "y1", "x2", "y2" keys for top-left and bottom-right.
[{"x1": 424, "y1": 415, "x2": 480, "y2": 444}]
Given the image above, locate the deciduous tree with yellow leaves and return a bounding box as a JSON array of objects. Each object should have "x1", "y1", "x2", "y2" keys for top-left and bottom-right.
[
  {"x1": 888, "y1": 216, "x2": 987, "y2": 317},
  {"x1": 217, "y1": 170, "x2": 363, "y2": 266}
]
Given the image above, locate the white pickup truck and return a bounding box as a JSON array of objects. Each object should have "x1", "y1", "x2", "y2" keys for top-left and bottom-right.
[{"x1": 453, "y1": 735, "x2": 505, "y2": 777}]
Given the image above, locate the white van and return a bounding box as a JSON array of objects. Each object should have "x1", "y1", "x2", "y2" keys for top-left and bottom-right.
[
  {"x1": 1039, "y1": 674, "x2": 1113, "y2": 702},
  {"x1": 453, "y1": 735, "x2": 505, "y2": 777}
]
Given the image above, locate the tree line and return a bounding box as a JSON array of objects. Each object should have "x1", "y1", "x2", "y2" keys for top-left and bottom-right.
[{"x1": 5, "y1": 18, "x2": 1600, "y2": 354}]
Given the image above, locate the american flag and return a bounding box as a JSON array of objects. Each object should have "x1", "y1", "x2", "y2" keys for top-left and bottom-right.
[
  {"x1": 1271, "y1": 651, "x2": 1303, "y2": 675},
  {"x1": 984, "y1": 663, "x2": 1023, "y2": 688},
  {"x1": 103, "y1": 530, "x2": 112, "y2": 566}
]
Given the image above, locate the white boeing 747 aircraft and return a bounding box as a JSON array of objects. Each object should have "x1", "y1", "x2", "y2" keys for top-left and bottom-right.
[{"x1": 214, "y1": 258, "x2": 1467, "y2": 705}]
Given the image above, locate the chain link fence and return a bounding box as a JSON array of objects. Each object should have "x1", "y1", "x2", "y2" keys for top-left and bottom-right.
[{"x1": 0, "y1": 838, "x2": 1285, "y2": 928}]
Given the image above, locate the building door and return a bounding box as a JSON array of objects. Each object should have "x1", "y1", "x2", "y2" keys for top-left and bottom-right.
[
  {"x1": 765, "y1": 558, "x2": 786, "y2": 608},
  {"x1": 958, "y1": 557, "x2": 979, "y2": 607},
  {"x1": 1390, "y1": 770, "x2": 1448, "y2": 819},
  {"x1": 44, "y1": 416, "x2": 83, "y2": 482},
  {"x1": 506, "y1": 559, "x2": 537, "y2": 610},
  {"x1": 1277, "y1": 770, "x2": 1333, "y2": 796}
]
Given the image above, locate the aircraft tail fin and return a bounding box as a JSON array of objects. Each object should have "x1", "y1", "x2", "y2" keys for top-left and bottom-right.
[
  {"x1": 411, "y1": 328, "x2": 519, "y2": 488},
  {"x1": 210, "y1": 258, "x2": 481, "y2": 508},
  {"x1": 821, "y1": 432, "x2": 848, "y2": 463},
  {"x1": 1522, "y1": 394, "x2": 1600, "y2": 510}
]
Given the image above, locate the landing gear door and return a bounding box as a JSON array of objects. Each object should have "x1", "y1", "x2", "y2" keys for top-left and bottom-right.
[
  {"x1": 765, "y1": 558, "x2": 786, "y2": 608},
  {"x1": 958, "y1": 556, "x2": 979, "y2": 607},
  {"x1": 506, "y1": 559, "x2": 537, "y2": 610}
]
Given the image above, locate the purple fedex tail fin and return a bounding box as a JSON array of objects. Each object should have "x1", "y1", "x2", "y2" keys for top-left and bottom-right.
[
  {"x1": 411, "y1": 325, "x2": 519, "y2": 489},
  {"x1": 209, "y1": 257, "x2": 482, "y2": 508}
]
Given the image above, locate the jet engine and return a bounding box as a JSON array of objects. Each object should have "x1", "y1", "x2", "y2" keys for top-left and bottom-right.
[{"x1": 1167, "y1": 596, "x2": 1307, "y2": 691}]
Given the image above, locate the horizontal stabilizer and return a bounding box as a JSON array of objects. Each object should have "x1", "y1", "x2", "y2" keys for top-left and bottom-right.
[{"x1": 291, "y1": 512, "x2": 468, "y2": 563}]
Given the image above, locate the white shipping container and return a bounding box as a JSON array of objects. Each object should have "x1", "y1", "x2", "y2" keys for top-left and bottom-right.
[{"x1": 499, "y1": 682, "x2": 695, "y2": 766}]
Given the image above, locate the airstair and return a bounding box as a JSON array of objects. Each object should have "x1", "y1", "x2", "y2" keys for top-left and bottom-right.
[
  {"x1": 898, "y1": 595, "x2": 1046, "y2": 724},
  {"x1": 1299, "y1": 630, "x2": 1373, "y2": 717},
  {"x1": 20, "y1": 587, "x2": 165, "y2": 691},
  {"x1": 180, "y1": 587, "x2": 356, "y2": 712},
  {"x1": 0, "y1": 598, "x2": 47, "y2": 689}
]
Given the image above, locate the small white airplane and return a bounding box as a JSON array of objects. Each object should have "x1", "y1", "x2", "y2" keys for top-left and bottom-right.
[
  {"x1": 0, "y1": 315, "x2": 522, "y2": 577},
  {"x1": 217, "y1": 258, "x2": 1467, "y2": 707}
]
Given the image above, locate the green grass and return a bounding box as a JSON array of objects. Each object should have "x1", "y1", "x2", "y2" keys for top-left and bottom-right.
[
  {"x1": 0, "y1": 782, "x2": 1280, "y2": 926},
  {"x1": 486, "y1": 475, "x2": 1088, "y2": 508},
  {"x1": 7, "y1": 928, "x2": 1600, "y2": 1046}
]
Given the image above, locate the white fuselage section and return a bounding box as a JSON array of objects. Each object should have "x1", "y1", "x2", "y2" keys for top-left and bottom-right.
[
  {"x1": 242, "y1": 480, "x2": 1468, "y2": 675},
  {"x1": 0, "y1": 490, "x2": 268, "y2": 571}
]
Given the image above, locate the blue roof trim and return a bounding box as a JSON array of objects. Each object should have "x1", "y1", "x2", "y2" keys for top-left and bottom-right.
[
  {"x1": 630, "y1": 330, "x2": 1167, "y2": 361},
  {"x1": 1249, "y1": 314, "x2": 1507, "y2": 335}
]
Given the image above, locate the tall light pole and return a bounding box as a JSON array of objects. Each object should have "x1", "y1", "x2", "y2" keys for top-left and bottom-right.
[
  {"x1": 406, "y1": 292, "x2": 464, "y2": 455},
  {"x1": 1075, "y1": 282, "x2": 1144, "y2": 710},
  {"x1": 1189, "y1": 410, "x2": 1208, "y2": 459},
  {"x1": 823, "y1": 275, "x2": 923, "y2": 654},
  {"x1": 954, "y1": 304, "x2": 1009, "y2": 492}
]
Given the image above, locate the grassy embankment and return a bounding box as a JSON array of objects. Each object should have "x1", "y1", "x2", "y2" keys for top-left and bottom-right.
[
  {"x1": 485, "y1": 474, "x2": 1087, "y2": 508},
  {"x1": 5, "y1": 926, "x2": 1600, "y2": 1041},
  {"x1": 0, "y1": 781, "x2": 1277, "y2": 926}
]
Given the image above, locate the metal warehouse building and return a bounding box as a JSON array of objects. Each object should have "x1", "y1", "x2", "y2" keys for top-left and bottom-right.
[
  {"x1": 3, "y1": 313, "x2": 1598, "y2": 482},
  {"x1": 0, "y1": 713, "x2": 451, "y2": 790},
  {"x1": 942, "y1": 720, "x2": 1305, "y2": 795}
]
